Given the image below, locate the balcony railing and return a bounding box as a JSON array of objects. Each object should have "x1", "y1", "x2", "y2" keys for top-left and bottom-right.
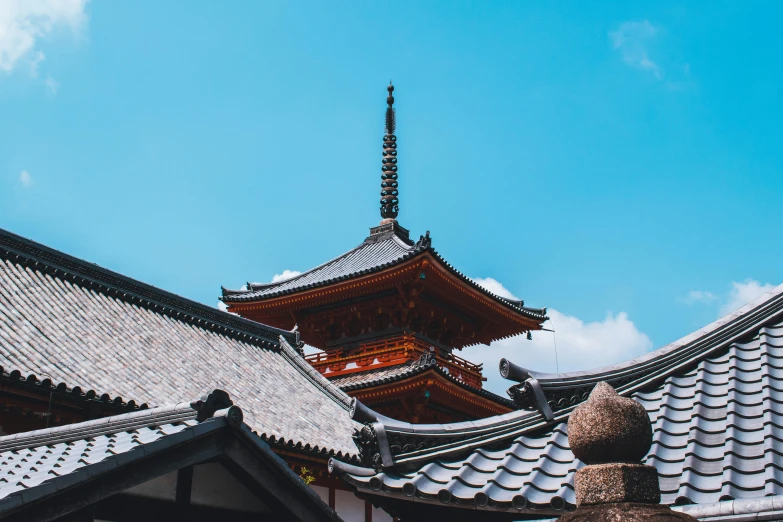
[{"x1": 304, "y1": 334, "x2": 485, "y2": 388}]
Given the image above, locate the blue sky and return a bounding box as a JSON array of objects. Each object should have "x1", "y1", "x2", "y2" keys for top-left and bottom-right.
[{"x1": 1, "y1": 1, "x2": 781, "y2": 394}]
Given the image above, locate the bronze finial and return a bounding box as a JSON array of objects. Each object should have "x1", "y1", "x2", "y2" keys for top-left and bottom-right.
[{"x1": 380, "y1": 82, "x2": 399, "y2": 222}]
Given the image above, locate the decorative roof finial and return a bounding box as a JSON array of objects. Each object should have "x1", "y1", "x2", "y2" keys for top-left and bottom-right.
[
  {"x1": 380, "y1": 82, "x2": 399, "y2": 223},
  {"x1": 559, "y1": 382, "x2": 697, "y2": 521}
]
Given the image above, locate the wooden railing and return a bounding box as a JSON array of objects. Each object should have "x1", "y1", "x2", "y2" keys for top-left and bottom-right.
[{"x1": 304, "y1": 334, "x2": 485, "y2": 388}]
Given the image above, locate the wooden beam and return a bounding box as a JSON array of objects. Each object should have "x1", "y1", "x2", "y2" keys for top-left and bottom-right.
[{"x1": 175, "y1": 466, "x2": 193, "y2": 506}]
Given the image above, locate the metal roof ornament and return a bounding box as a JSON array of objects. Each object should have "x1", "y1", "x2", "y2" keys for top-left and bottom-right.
[
  {"x1": 380, "y1": 82, "x2": 399, "y2": 223},
  {"x1": 414, "y1": 230, "x2": 431, "y2": 249}
]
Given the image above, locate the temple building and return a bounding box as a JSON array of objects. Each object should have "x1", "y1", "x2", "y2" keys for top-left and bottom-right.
[
  {"x1": 1, "y1": 84, "x2": 782, "y2": 522},
  {"x1": 221, "y1": 85, "x2": 547, "y2": 423},
  {"x1": 332, "y1": 283, "x2": 783, "y2": 521},
  {"x1": 0, "y1": 227, "x2": 370, "y2": 521}
]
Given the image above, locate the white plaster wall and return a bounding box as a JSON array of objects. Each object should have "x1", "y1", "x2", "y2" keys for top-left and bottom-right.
[
  {"x1": 311, "y1": 485, "x2": 330, "y2": 505},
  {"x1": 335, "y1": 489, "x2": 365, "y2": 522}
]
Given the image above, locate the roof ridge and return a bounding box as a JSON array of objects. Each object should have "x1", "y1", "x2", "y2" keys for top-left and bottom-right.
[
  {"x1": 0, "y1": 402, "x2": 197, "y2": 454},
  {"x1": 225, "y1": 239, "x2": 378, "y2": 296},
  {"x1": 530, "y1": 283, "x2": 783, "y2": 383},
  {"x1": 0, "y1": 228, "x2": 294, "y2": 349},
  {"x1": 336, "y1": 362, "x2": 516, "y2": 409},
  {"x1": 278, "y1": 336, "x2": 354, "y2": 411},
  {"x1": 380, "y1": 292, "x2": 783, "y2": 467},
  {"x1": 223, "y1": 239, "x2": 548, "y2": 330},
  {"x1": 427, "y1": 246, "x2": 548, "y2": 320}
]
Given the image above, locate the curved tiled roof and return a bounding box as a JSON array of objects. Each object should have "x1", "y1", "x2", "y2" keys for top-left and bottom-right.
[
  {"x1": 0, "y1": 393, "x2": 341, "y2": 522},
  {"x1": 336, "y1": 285, "x2": 783, "y2": 517},
  {"x1": 330, "y1": 361, "x2": 516, "y2": 409},
  {"x1": 221, "y1": 222, "x2": 547, "y2": 323},
  {"x1": 0, "y1": 365, "x2": 150, "y2": 421},
  {"x1": 0, "y1": 227, "x2": 359, "y2": 460}
]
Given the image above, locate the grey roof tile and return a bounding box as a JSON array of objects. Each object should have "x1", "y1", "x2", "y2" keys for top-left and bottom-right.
[
  {"x1": 221, "y1": 224, "x2": 546, "y2": 322},
  {"x1": 340, "y1": 287, "x2": 783, "y2": 515},
  {"x1": 330, "y1": 363, "x2": 516, "y2": 408},
  {"x1": 0, "y1": 228, "x2": 358, "y2": 459},
  {"x1": 0, "y1": 403, "x2": 221, "y2": 506}
]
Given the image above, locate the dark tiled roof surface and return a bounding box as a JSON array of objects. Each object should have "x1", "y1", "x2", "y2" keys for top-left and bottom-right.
[
  {"x1": 0, "y1": 396, "x2": 341, "y2": 522},
  {"x1": 0, "y1": 228, "x2": 358, "y2": 459},
  {"x1": 228, "y1": 226, "x2": 415, "y2": 300},
  {"x1": 0, "y1": 402, "x2": 200, "y2": 503},
  {"x1": 330, "y1": 365, "x2": 422, "y2": 389},
  {"x1": 341, "y1": 286, "x2": 783, "y2": 516},
  {"x1": 330, "y1": 362, "x2": 516, "y2": 409},
  {"x1": 0, "y1": 365, "x2": 149, "y2": 413},
  {"x1": 221, "y1": 224, "x2": 546, "y2": 322}
]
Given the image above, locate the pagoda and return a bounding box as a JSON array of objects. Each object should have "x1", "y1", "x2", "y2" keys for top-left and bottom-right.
[{"x1": 221, "y1": 84, "x2": 547, "y2": 422}]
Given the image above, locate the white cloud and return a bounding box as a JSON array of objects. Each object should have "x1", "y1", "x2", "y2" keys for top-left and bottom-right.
[
  {"x1": 45, "y1": 75, "x2": 58, "y2": 93},
  {"x1": 216, "y1": 300, "x2": 228, "y2": 312},
  {"x1": 467, "y1": 278, "x2": 653, "y2": 395},
  {"x1": 609, "y1": 20, "x2": 661, "y2": 78},
  {"x1": 683, "y1": 279, "x2": 777, "y2": 318},
  {"x1": 473, "y1": 277, "x2": 519, "y2": 300},
  {"x1": 272, "y1": 269, "x2": 302, "y2": 283},
  {"x1": 19, "y1": 170, "x2": 32, "y2": 187},
  {"x1": 681, "y1": 290, "x2": 718, "y2": 304},
  {"x1": 0, "y1": 0, "x2": 89, "y2": 73},
  {"x1": 719, "y1": 279, "x2": 776, "y2": 316},
  {"x1": 29, "y1": 50, "x2": 45, "y2": 77}
]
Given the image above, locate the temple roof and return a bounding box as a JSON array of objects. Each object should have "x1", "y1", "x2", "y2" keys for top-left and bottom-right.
[
  {"x1": 330, "y1": 359, "x2": 516, "y2": 410},
  {"x1": 0, "y1": 392, "x2": 340, "y2": 522},
  {"x1": 333, "y1": 284, "x2": 783, "y2": 517},
  {"x1": 221, "y1": 222, "x2": 546, "y2": 322},
  {"x1": 0, "y1": 399, "x2": 206, "y2": 503},
  {"x1": 0, "y1": 227, "x2": 358, "y2": 460}
]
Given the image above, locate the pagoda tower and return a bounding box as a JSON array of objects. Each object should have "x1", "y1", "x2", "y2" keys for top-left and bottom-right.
[{"x1": 222, "y1": 85, "x2": 547, "y2": 423}]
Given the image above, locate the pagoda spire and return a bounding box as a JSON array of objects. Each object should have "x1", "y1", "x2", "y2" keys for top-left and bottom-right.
[{"x1": 380, "y1": 83, "x2": 399, "y2": 223}]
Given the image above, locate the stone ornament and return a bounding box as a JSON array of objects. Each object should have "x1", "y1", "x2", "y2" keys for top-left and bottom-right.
[{"x1": 558, "y1": 382, "x2": 696, "y2": 521}]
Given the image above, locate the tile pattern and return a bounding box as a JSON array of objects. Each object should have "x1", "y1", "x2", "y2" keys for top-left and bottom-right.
[
  {"x1": 229, "y1": 229, "x2": 415, "y2": 300},
  {"x1": 222, "y1": 226, "x2": 546, "y2": 320},
  {"x1": 0, "y1": 403, "x2": 199, "y2": 502},
  {"x1": 331, "y1": 362, "x2": 515, "y2": 408},
  {"x1": 0, "y1": 229, "x2": 358, "y2": 458},
  {"x1": 345, "y1": 318, "x2": 783, "y2": 514}
]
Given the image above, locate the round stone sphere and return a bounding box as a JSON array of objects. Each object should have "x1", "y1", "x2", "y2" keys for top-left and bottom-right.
[{"x1": 568, "y1": 382, "x2": 653, "y2": 465}]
